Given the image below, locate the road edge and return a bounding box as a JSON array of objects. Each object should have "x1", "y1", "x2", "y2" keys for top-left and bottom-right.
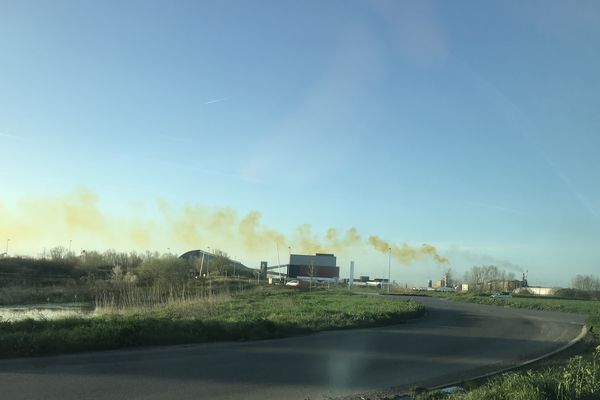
[{"x1": 425, "y1": 323, "x2": 589, "y2": 393}]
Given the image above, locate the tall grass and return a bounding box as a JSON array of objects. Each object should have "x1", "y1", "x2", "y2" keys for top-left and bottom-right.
[
  {"x1": 420, "y1": 353, "x2": 600, "y2": 400},
  {"x1": 94, "y1": 283, "x2": 227, "y2": 312},
  {"x1": 92, "y1": 279, "x2": 263, "y2": 317}
]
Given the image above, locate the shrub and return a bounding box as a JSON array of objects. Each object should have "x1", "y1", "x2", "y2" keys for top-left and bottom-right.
[{"x1": 137, "y1": 255, "x2": 189, "y2": 287}]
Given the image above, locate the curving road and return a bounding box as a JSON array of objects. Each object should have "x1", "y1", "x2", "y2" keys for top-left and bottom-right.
[{"x1": 0, "y1": 296, "x2": 586, "y2": 400}]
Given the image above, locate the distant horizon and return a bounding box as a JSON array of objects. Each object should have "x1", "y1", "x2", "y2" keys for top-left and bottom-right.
[
  {"x1": 1, "y1": 247, "x2": 561, "y2": 290},
  {"x1": 0, "y1": 207, "x2": 570, "y2": 290}
]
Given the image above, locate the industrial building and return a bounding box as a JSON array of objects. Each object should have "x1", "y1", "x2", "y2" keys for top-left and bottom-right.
[
  {"x1": 514, "y1": 286, "x2": 557, "y2": 296},
  {"x1": 347, "y1": 276, "x2": 389, "y2": 288},
  {"x1": 287, "y1": 253, "x2": 340, "y2": 283}
]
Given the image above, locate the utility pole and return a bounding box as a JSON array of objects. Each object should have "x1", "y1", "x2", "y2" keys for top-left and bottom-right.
[
  {"x1": 207, "y1": 246, "x2": 211, "y2": 277},
  {"x1": 388, "y1": 247, "x2": 391, "y2": 294},
  {"x1": 276, "y1": 242, "x2": 281, "y2": 278},
  {"x1": 5, "y1": 238, "x2": 10, "y2": 257},
  {"x1": 287, "y1": 246, "x2": 291, "y2": 283},
  {"x1": 199, "y1": 252, "x2": 205, "y2": 277}
]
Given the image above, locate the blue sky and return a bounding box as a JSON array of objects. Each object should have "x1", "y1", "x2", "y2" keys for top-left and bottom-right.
[{"x1": 1, "y1": 1, "x2": 599, "y2": 286}]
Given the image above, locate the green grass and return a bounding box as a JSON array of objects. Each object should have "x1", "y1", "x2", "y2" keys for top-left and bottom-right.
[
  {"x1": 417, "y1": 353, "x2": 600, "y2": 400},
  {"x1": 449, "y1": 293, "x2": 598, "y2": 314},
  {"x1": 0, "y1": 287, "x2": 424, "y2": 358}
]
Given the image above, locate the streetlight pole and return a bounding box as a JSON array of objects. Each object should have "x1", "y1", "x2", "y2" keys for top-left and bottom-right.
[
  {"x1": 276, "y1": 242, "x2": 281, "y2": 277},
  {"x1": 388, "y1": 247, "x2": 391, "y2": 294},
  {"x1": 287, "y1": 246, "x2": 291, "y2": 283},
  {"x1": 207, "y1": 246, "x2": 211, "y2": 277},
  {"x1": 5, "y1": 238, "x2": 10, "y2": 257}
]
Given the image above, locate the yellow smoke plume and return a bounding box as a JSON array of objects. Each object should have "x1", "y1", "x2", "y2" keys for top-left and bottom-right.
[
  {"x1": 0, "y1": 188, "x2": 448, "y2": 266},
  {"x1": 0, "y1": 188, "x2": 154, "y2": 249},
  {"x1": 368, "y1": 235, "x2": 449, "y2": 265}
]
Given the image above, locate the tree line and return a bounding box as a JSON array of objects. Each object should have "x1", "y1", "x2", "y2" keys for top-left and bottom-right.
[
  {"x1": 459, "y1": 264, "x2": 600, "y2": 299},
  {"x1": 0, "y1": 247, "x2": 254, "y2": 289}
]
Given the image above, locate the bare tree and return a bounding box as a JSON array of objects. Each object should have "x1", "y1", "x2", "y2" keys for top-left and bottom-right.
[
  {"x1": 463, "y1": 265, "x2": 515, "y2": 291},
  {"x1": 572, "y1": 274, "x2": 600, "y2": 292},
  {"x1": 49, "y1": 246, "x2": 67, "y2": 261},
  {"x1": 209, "y1": 255, "x2": 231, "y2": 276}
]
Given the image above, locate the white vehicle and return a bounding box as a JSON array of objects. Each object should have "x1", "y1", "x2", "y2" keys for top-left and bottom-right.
[
  {"x1": 491, "y1": 291, "x2": 512, "y2": 299},
  {"x1": 285, "y1": 280, "x2": 300, "y2": 287}
]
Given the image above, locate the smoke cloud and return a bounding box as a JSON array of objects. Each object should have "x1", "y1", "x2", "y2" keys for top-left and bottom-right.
[
  {"x1": 0, "y1": 188, "x2": 448, "y2": 266},
  {"x1": 368, "y1": 235, "x2": 449, "y2": 265}
]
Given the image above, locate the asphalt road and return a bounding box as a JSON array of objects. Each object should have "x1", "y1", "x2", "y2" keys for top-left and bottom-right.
[{"x1": 0, "y1": 296, "x2": 586, "y2": 400}]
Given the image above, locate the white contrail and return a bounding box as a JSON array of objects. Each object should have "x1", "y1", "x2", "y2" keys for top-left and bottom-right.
[
  {"x1": 540, "y1": 151, "x2": 600, "y2": 220},
  {"x1": 204, "y1": 97, "x2": 229, "y2": 105}
]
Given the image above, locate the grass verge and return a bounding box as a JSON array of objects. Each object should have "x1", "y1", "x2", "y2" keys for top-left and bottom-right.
[
  {"x1": 415, "y1": 352, "x2": 600, "y2": 400},
  {"x1": 0, "y1": 287, "x2": 424, "y2": 358}
]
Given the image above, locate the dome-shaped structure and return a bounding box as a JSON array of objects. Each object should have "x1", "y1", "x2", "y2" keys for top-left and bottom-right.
[{"x1": 179, "y1": 249, "x2": 253, "y2": 277}]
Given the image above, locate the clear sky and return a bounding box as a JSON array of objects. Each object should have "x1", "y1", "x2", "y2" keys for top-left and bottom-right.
[{"x1": 1, "y1": 1, "x2": 599, "y2": 287}]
